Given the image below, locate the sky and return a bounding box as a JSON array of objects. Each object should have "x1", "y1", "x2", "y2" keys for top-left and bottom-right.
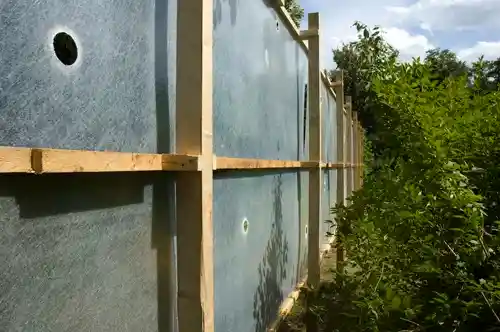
[{"x1": 299, "y1": 0, "x2": 500, "y2": 70}]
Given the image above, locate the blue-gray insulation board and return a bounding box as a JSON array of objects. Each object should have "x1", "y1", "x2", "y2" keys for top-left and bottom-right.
[
  {"x1": 213, "y1": 171, "x2": 308, "y2": 332},
  {"x1": 214, "y1": 0, "x2": 309, "y2": 160},
  {"x1": 0, "y1": 0, "x2": 177, "y2": 153},
  {"x1": 0, "y1": 173, "x2": 177, "y2": 332}
]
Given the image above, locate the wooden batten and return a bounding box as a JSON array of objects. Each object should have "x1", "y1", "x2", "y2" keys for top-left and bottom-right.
[
  {"x1": 352, "y1": 111, "x2": 359, "y2": 190},
  {"x1": 0, "y1": 148, "x2": 356, "y2": 174},
  {"x1": 175, "y1": 0, "x2": 215, "y2": 331},
  {"x1": 215, "y1": 157, "x2": 302, "y2": 170},
  {"x1": 306, "y1": 12, "x2": 322, "y2": 289},
  {"x1": 0, "y1": 147, "x2": 199, "y2": 173},
  {"x1": 333, "y1": 70, "x2": 346, "y2": 271},
  {"x1": 214, "y1": 158, "x2": 346, "y2": 170},
  {"x1": 345, "y1": 96, "x2": 353, "y2": 198},
  {"x1": 0, "y1": 147, "x2": 32, "y2": 172},
  {"x1": 299, "y1": 28, "x2": 319, "y2": 39}
]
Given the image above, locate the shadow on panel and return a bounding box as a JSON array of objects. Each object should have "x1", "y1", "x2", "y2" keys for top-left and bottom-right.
[{"x1": 252, "y1": 174, "x2": 289, "y2": 332}]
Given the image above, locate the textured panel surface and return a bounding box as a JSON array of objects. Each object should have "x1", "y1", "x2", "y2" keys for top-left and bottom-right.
[
  {"x1": 321, "y1": 170, "x2": 332, "y2": 247},
  {"x1": 327, "y1": 169, "x2": 338, "y2": 238},
  {"x1": 213, "y1": 0, "x2": 308, "y2": 160},
  {"x1": 321, "y1": 85, "x2": 330, "y2": 162},
  {"x1": 326, "y1": 90, "x2": 338, "y2": 162},
  {"x1": 0, "y1": 0, "x2": 177, "y2": 153},
  {"x1": 0, "y1": 173, "x2": 177, "y2": 332},
  {"x1": 213, "y1": 170, "x2": 306, "y2": 332}
]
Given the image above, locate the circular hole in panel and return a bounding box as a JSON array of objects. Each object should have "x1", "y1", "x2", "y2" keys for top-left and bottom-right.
[
  {"x1": 305, "y1": 225, "x2": 309, "y2": 237},
  {"x1": 242, "y1": 218, "x2": 249, "y2": 234},
  {"x1": 53, "y1": 32, "x2": 78, "y2": 66}
]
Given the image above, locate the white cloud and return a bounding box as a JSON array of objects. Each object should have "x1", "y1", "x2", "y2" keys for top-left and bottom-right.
[
  {"x1": 387, "y1": 0, "x2": 500, "y2": 33},
  {"x1": 301, "y1": 0, "x2": 418, "y2": 68},
  {"x1": 384, "y1": 27, "x2": 434, "y2": 60},
  {"x1": 458, "y1": 41, "x2": 500, "y2": 62},
  {"x1": 302, "y1": 0, "x2": 500, "y2": 69}
]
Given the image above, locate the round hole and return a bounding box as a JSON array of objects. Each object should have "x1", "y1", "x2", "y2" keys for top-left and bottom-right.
[
  {"x1": 242, "y1": 219, "x2": 249, "y2": 233},
  {"x1": 53, "y1": 32, "x2": 78, "y2": 66},
  {"x1": 305, "y1": 225, "x2": 309, "y2": 237}
]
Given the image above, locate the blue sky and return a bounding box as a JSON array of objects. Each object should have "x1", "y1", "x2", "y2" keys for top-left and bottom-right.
[{"x1": 299, "y1": 0, "x2": 500, "y2": 69}]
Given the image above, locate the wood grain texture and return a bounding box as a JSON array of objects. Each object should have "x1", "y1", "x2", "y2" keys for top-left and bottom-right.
[
  {"x1": 352, "y1": 112, "x2": 359, "y2": 190},
  {"x1": 345, "y1": 97, "x2": 353, "y2": 198},
  {"x1": 0, "y1": 147, "x2": 32, "y2": 172},
  {"x1": 334, "y1": 70, "x2": 346, "y2": 271},
  {"x1": 307, "y1": 12, "x2": 322, "y2": 289},
  {"x1": 215, "y1": 157, "x2": 302, "y2": 170},
  {"x1": 0, "y1": 148, "x2": 356, "y2": 174},
  {"x1": 0, "y1": 147, "x2": 199, "y2": 173},
  {"x1": 214, "y1": 158, "x2": 345, "y2": 170},
  {"x1": 299, "y1": 28, "x2": 319, "y2": 39},
  {"x1": 175, "y1": 0, "x2": 215, "y2": 331}
]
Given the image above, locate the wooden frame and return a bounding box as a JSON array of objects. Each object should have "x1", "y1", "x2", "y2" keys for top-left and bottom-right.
[
  {"x1": 306, "y1": 12, "x2": 322, "y2": 289},
  {"x1": 333, "y1": 71, "x2": 346, "y2": 271},
  {"x1": 0, "y1": 147, "x2": 199, "y2": 173},
  {"x1": 0, "y1": 147, "x2": 360, "y2": 174},
  {"x1": 345, "y1": 96, "x2": 353, "y2": 198},
  {"x1": 175, "y1": 1, "x2": 214, "y2": 332}
]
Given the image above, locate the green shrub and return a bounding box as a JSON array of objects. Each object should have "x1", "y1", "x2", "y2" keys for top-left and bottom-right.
[{"x1": 316, "y1": 27, "x2": 500, "y2": 332}]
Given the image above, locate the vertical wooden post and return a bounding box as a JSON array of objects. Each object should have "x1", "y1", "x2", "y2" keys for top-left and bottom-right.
[
  {"x1": 176, "y1": 1, "x2": 214, "y2": 332},
  {"x1": 306, "y1": 12, "x2": 321, "y2": 289},
  {"x1": 333, "y1": 70, "x2": 345, "y2": 270},
  {"x1": 345, "y1": 97, "x2": 353, "y2": 198},
  {"x1": 352, "y1": 111, "x2": 359, "y2": 190},
  {"x1": 357, "y1": 123, "x2": 363, "y2": 189},
  {"x1": 360, "y1": 125, "x2": 364, "y2": 187}
]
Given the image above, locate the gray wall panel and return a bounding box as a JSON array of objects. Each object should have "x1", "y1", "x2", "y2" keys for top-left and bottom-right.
[
  {"x1": 321, "y1": 170, "x2": 330, "y2": 247},
  {"x1": 213, "y1": 170, "x2": 305, "y2": 332},
  {"x1": 328, "y1": 92, "x2": 338, "y2": 162},
  {"x1": 0, "y1": 0, "x2": 177, "y2": 153},
  {"x1": 298, "y1": 171, "x2": 309, "y2": 282},
  {"x1": 0, "y1": 173, "x2": 177, "y2": 332},
  {"x1": 321, "y1": 85, "x2": 330, "y2": 162},
  {"x1": 213, "y1": 0, "x2": 308, "y2": 160}
]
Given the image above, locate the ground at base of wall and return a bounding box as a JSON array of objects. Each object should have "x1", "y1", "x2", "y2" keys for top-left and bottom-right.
[{"x1": 277, "y1": 246, "x2": 338, "y2": 332}]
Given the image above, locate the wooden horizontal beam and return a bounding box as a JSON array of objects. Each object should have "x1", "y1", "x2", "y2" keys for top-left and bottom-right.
[
  {"x1": 215, "y1": 157, "x2": 303, "y2": 170},
  {"x1": 299, "y1": 28, "x2": 319, "y2": 40},
  {"x1": 0, "y1": 147, "x2": 199, "y2": 173},
  {"x1": 0, "y1": 147, "x2": 363, "y2": 174},
  {"x1": 329, "y1": 81, "x2": 342, "y2": 88},
  {"x1": 214, "y1": 158, "x2": 354, "y2": 170},
  {"x1": 325, "y1": 162, "x2": 345, "y2": 169}
]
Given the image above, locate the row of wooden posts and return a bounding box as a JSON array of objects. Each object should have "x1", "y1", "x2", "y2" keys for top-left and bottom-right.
[{"x1": 0, "y1": 1, "x2": 364, "y2": 332}]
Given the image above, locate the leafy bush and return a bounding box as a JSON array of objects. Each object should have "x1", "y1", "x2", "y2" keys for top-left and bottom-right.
[{"x1": 314, "y1": 25, "x2": 500, "y2": 332}]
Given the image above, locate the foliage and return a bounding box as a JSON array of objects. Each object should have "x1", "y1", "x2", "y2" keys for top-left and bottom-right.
[
  {"x1": 331, "y1": 22, "x2": 399, "y2": 138},
  {"x1": 310, "y1": 23, "x2": 500, "y2": 332},
  {"x1": 471, "y1": 56, "x2": 500, "y2": 92},
  {"x1": 283, "y1": 0, "x2": 304, "y2": 28},
  {"x1": 331, "y1": 23, "x2": 500, "y2": 157},
  {"x1": 424, "y1": 48, "x2": 469, "y2": 84}
]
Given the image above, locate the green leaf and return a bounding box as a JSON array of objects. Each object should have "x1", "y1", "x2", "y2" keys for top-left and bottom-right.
[
  {"x1": 391, "y1": 295, "x2": 402, "y2": 310},
  {"x1": 386, "y1": 287, "x2": 393, "y2": 300}
]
